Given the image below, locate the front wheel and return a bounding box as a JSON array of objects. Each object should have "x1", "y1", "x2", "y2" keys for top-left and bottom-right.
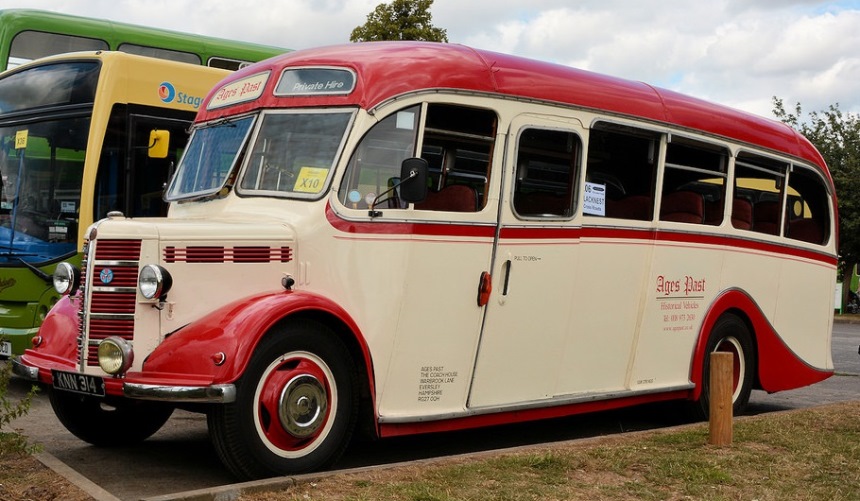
[
  {"x1": 208, "y1": 320, "x2": 358, "y2": 480},
  {"x1": 49, "y1": 390, "x2": 174, "y2": 446},
  {"x1": 692, "y1": 314, "x2": 756, "y2": 420}
]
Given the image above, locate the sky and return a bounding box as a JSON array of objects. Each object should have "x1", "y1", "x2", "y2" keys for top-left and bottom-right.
[{"x1": 2, "y1": 0, "x2": 859, "y2": 121}]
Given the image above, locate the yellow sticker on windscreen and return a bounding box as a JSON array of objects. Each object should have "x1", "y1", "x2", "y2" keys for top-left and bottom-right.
[{"x1": 293, "y1": 167, "x2": 329, "y2": 193}]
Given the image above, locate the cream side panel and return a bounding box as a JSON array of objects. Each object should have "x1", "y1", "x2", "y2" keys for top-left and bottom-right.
[
  {"x1": 631, "y1": 238, "x2": 724, "y2": 390},
  {"x1": 314, "y1": 233, "x2": 414, "y2": 408},
  {"x1": 469, "y1": 239, "x2": 578, "y2": 407},
  {"x1": 555, "y1": 234, "x2": 652, "y2": 395},
  {"x1": 772, "y1": 255, "x2": 836, "y2": 369},
  {"x1": 376, "y1": 233, "x2": 494, "y2": 418}
]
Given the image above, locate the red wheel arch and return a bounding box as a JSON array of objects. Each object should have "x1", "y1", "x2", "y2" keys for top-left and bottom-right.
[
  {"x1": 690, "y1": 289, "x2": 832, "y2": 400},
  {"x1": 139, "y1": 291, "x2": 375, "y2": 402}
]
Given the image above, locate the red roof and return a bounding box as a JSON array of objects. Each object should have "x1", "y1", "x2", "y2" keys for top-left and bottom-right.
[{"x1": 197, "y1": 41, "x2": 827, "y2": 173}]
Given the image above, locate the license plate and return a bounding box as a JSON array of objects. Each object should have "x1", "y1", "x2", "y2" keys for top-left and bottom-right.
[
  {"x1": 52, "y1": 369, "x2": 106, "y2": 397},
  {"x1": 0, "y1": 341, "x2": 10, "y2": 357}
]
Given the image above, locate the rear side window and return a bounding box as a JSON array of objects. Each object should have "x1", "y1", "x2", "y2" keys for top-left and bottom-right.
[
  {"x1": 659, "y1": 138, "x2": 729, "y2": 226},
  {"x1": 584, "y1": 122, "x2": 659, "y2": 221}
]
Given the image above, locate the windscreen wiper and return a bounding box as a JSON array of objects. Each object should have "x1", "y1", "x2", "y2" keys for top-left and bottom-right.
[{"x1": 16, "y1": 257, "x2": 52, "y2": 284}]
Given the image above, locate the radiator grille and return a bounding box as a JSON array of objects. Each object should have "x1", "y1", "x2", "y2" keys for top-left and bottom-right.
[{"x1": 81, "y1": 239, "x2": 141, "y2": 367}]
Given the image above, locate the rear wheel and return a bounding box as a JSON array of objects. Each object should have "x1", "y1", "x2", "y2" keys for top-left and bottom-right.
[
  {"x1": 208, "y1": 319, "x2": 358, "y2": 480},
  {"x1": 693, "y1": 314, "x2": 755, "y2": 419},
  {"x1": 49, "y1": 390, "x2": 174, "y2": 446}
]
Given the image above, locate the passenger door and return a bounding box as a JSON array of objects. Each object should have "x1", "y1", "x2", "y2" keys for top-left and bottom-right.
[{"x1": 468, "y1": 115, "x2": 585, "y2": 408}]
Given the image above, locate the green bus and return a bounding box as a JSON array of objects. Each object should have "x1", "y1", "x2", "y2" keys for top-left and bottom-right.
[{"x1": 0, "y1": 8, "x2": 287, "y2": 71}]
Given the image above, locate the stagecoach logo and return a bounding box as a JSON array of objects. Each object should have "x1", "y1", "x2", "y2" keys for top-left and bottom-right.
[
  {"x1": 159, "y1": 82, "x2": 205, "y2": 110},
  {"x1": 158, "y1": 82, "x2": 177, "y2": 103},
  {"x1": 0, "y1": 277, "x2": 15, "y2": 293},
  {"x1": 99, "y1": 268, "x2": 114, "y2": 285}
]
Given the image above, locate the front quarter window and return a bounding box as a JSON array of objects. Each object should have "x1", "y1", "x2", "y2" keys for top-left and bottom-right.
[
  {"x1": 238, "y1": 110, "x2": 354, "y2": 199},
  {"x1": 165, "y1": 115, "x2": 255, "y2": 201}
]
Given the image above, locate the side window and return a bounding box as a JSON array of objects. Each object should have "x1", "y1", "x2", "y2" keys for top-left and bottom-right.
[
  {"x1": 415, "y1": 104, "x2": 496, "y2": 212},
  {"x1": 339, "y1": 105, "x2": 419, "y2": 209},
  {"x1": 733, "y1": 153, "x2": 788, "y2": 235},
  {"x1": 513, "y1": 128, "x2": 580, "y2": 217},
  {"x1": 8, "y1": 31, "x2": 108, "y2": 69},
  {"x1": 659, "y1": 138, "x2": 728, "y2": 225},
  {"x1": 786, "y1": 166, "x2": 830, "y2": 245},
  {"x1": 584, "y1": 123, "x2": 659, "y2": 221}
]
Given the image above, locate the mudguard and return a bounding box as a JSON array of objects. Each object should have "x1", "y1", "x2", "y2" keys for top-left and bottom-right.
[
  {"x1": 30, "y1": 294, "x2": 80, "y2": 360},
  {"x1": 134, "y1": 290, "x2": 374, "y2": 389},
  {"x1": 689, "y1": 288, "x2": 833, "y2": 400}
]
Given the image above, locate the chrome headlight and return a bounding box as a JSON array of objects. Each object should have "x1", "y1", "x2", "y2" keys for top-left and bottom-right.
[
  {"x1": 53, "y1": 262, "x2": 80, "y2": 295},
  {"x1": 138, "y1": 264, "x2": 172, "y2": 300},
  {"x1": 98, "y1": 336, "x2": 134, "y2": 375}
]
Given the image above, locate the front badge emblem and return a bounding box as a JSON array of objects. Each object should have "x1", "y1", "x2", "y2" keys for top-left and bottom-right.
[{"x1": 100, "y1": 268, "x2": 114, "y2": 285}]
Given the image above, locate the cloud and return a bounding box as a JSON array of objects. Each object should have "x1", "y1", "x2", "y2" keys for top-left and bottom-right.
[{"x1": 2, "y1": 0, "x2": 858, "y2": 118}]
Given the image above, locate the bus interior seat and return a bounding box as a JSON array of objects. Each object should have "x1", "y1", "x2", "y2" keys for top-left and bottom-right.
[
  {"x1": 605, "y1": 195, "x2": 651, "y2": 220},
  {"x1": 660, "y1": 190, "x2": 704, "y2": 224},
  {"x1": 704, "y1": 198, "x2": 724, "y2": 225},
  {"x1": 731, "y1": 198, "x2": 753, "y2": 230},
  {"x1": 788, "y1": 218, "x2": 823, "y2": 244},
  {"x1": 415, "y1": 184, "x2": 477, "y2": 212},
  {"x1": 752, "y1": 201, "x2": 781, "y2": 235},
  {"x1": 516, "y1": 191, "x2": 568, "y2": 216}
]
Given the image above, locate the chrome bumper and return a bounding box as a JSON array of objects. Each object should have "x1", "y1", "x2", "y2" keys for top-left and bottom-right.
[
  {"x1": 11, "y1": 358, "x2": 38, "y2": 380},
  {"x1": 124, "y1": 382, "x2": 236, "y2": 403}
]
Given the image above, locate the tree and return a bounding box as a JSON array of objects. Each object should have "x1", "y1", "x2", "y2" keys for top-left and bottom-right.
[
  {"x1": 350, "y1": 0, "x2": 448, "y2": 43},
  {"x1": 773, "y1": 98, "x2": 860, "y2": 307}
]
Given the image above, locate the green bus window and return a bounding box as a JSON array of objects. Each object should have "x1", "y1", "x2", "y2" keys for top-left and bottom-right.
[
  {"x1": 8, "y1": 30, "x2": 108, "y2": 69},
  {"x1": 118, "y1": 43, "x2": 201, "y2": 66}
]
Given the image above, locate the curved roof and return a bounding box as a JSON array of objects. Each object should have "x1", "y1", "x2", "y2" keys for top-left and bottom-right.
[{"x1": 198, "y1": 41, "x2": 827, "y2": 173}]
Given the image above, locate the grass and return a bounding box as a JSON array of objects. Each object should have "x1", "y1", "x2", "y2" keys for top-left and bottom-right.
[{"x1": 242, "y1": 401, "x2": 860, "y2": 501}]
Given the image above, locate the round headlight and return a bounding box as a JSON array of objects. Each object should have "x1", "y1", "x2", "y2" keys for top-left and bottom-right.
[
  {"x1": 138, "y1": 264, "x2": 172, "y2": 300},
  {"x1": 98, "y1": 336, "x2": 134, "y2": 375},
  {"x1": 53, "y1": 262, "x2": 79, "y2": 295}
]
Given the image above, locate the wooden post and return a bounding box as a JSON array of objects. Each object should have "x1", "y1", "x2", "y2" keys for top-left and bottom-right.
[{"x1": 708, "y1": 351, "x2": 733, "y2": 446}]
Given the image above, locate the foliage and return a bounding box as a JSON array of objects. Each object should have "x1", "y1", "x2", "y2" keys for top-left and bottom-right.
[
  {"x1": 0, "y1": 358, "x2": 38, "y2": 455},
  {"x1": 350, "y1": 0, "x2": 448, "y2": 43},
  {"x1": 773, "y1": 98, "x2": 860, "y2": 294}
]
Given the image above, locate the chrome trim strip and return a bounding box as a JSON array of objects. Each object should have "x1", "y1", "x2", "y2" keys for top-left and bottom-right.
[
  {"x1": 379, "y1": 384, "x2": 695, "y2": 424},
  {"x1": 91, "y1": 286, "x2": 137, "y2": 293},
  {"x1": 124, "y1": 383, "x2": 236, "y2": 403},
  {"x1": 89, "y1": 313, "x2": 135, "y2": 320},
  {"x1": 93, "y1": 260, "x2": 139, "y2": 266}
]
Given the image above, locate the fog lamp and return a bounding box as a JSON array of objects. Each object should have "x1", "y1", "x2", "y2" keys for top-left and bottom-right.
[
  {"x1": 53, "y1": 262, "x2": 80, "y2": 296},
  {"x1": 138, "y1": 264, "x2": 172, "y2": 300},
  {"x1": 98, "y1": 336, "x2": 134, "y2": 375}
]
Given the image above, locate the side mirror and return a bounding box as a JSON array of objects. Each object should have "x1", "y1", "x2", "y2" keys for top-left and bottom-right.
[
  {"x1": 148, "y1": 130, "x2": 170, "y2": 159},
  {"x1": 398, "y1": 157, "x2": 428, "y2": 204}
]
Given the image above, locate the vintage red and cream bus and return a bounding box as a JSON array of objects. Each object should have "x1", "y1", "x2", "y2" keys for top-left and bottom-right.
[{"x1": 14, "y1": 41, "x2": 837, "y2": 479}]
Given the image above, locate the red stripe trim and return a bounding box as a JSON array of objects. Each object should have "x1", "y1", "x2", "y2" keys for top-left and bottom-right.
[
  {"x1": 327, "y1": 204, "x2": 837, "y2": 266},
  {"x1": 379, "y1": 389, "x2": 689, "y2": 437}
]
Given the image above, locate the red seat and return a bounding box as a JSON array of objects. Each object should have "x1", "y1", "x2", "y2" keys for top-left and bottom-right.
[
  {"x1": 788, "y1": 218, "x2": 824, "y2": 244},
  {"x1": 660, "y1": 191, "x2": 704, "y2": 224},
  {"x1": 415, "y1": 184, "x2": 477, "y2": 212},
  {"x1": 606, "y1": 195, "x2": 652, "y2": 220},
  {"x1": 753, "y1": 201, "x2": 781, "y2": 235},
  {"x1": 731, "y1": 198, "x2": 753, "y2": 230}
]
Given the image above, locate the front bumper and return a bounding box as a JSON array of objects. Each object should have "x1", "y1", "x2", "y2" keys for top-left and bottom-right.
[{"x1": 13, "y1": 351, "x2": 236, "y2": 403}]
